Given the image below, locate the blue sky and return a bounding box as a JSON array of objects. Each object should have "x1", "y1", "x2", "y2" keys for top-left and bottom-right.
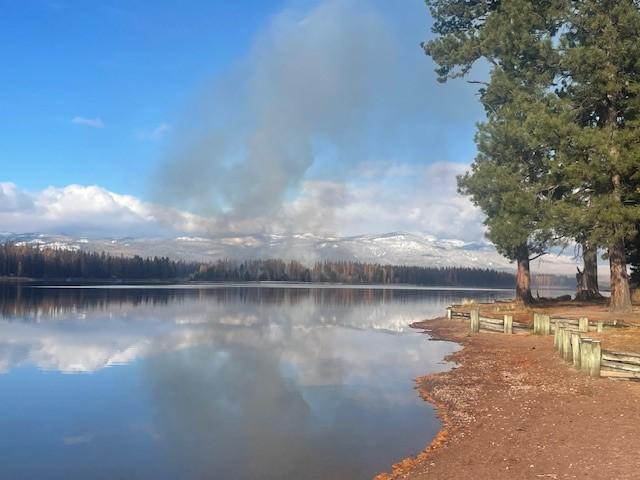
[
  {"x1": 2, "y1": 0, "x2": 285, "y2": 193},
  {"x1": 0, "y1": 0, "x2": 487, "y2": 239}
]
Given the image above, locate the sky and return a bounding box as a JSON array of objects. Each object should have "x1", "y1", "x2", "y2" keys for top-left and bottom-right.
[{"x1": 0, "y1": 0, "x2": 488, "y2": 240}]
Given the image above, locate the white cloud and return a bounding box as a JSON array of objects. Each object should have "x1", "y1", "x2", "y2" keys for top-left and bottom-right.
[
  {"x1": 0, "y1": 183, "x2": 206, "y2": 237},
  {"x1": 137, "y1": 123, "x2": 171, "y2": 141},
  {"x1": 0, "y1": 182, "x2": 34, "y2": 213},
  {"x1": 280, "y1": 161, "x2": 485, "y2": 241},
  {"x1": 0, "y1": 175, "x2": 594, "y2": 276},
  {"x1": 71, "y1": 116, "x2": 105, "y2": 128},
  {"x1": 0, "y1": 163, "x2": 483, "y2": 240},
  {"x1": 0, "y1": 293, "x2": 449, "y2": 374},
  {"x1": 0, "y1": 160, "x2": 484, "y2": 239}
]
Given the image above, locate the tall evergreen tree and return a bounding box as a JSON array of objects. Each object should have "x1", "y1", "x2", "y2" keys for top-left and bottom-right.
[
  {"x1": 555, "y1": 0, "x2": 640, "y2": 311},
  {"x1": 423, "y1": 0, "x2": 563, "y2": 304},
  {"x1": 545, "y1": 176, "x2": 605, "y2": 300},
  {"x1": 424, "y1": 0, "x2": 640, "y2": 311},
  {"x1": 458, "y1": 82, "x2": 558, "y2": 304},
  {"x1": 628, "y1": 225, "x2": 640, "y2": 287}
]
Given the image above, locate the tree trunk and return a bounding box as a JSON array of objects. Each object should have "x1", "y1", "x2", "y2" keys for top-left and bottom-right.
[
  {"x1": 576, "y1": 241, "x2": 602, "y2": 301},
  {"x1": 608, "y1": 171, "x2": 632, "y2": 312},
  {"x1": 609, "y1": 239, "x2": 632, "y2": 312},
  {"x1": 515, "y1": 244, "x2": 534, "y2": 305},
  {"x1": 583, "y1": 243, "x2": 601, "y2": 297},
  {"x1": 605, "y1": 100, "x2": 632, "y2": 312}
]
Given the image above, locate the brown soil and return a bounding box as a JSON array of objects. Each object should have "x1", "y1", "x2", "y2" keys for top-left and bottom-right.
[
  {"x1": 589, "y1": 327, "x2": 640, "y2": 354},
  {"x1": 377, "y1": 317, "x2": 640, "y2": 480}
]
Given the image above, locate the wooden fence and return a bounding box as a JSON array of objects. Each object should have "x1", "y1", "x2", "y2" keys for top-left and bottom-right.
[
  {"x1": 447, "y1": 305, "x2": 639, "y2": 380},
  {"x1": 447, "y1": 306, "x2": 535, "y2": 335}
]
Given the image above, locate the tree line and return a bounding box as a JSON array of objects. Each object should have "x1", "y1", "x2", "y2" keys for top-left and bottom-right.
[
  {"x1": 423, "y1": 0, "x2": 640, "y2": 311},
  {"x1": 0, "y1": 243, "x2": 196, "y2": 280},
  {"x1": 192, "y1": 258, "x2": 517, "y2": 287},
  {"x1": 0, "y1": 243, "x2": 526, "y2": 287}
]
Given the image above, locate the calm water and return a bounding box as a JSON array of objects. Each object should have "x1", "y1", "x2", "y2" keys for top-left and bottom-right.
[{"x1": 0, "y1": 284, "x2": 514, "y2": 480}]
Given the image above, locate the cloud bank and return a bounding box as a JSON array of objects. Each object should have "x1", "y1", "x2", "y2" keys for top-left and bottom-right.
[
  {"x1": 2, "y1": 1, "x2": 492, "y2": 247},
  {"x1": 0, "y1": 182, "x2": 203, "y2": 237},
  {"x1": 0, "y1": 160, "x2": 485, "y2": 240}
]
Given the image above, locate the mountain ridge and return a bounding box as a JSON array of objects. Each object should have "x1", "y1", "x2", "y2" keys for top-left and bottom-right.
[{"x1": 0, "y1": 231, "x2": 582, "y2": 278}]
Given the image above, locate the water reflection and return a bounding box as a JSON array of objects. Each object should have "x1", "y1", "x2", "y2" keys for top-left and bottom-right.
[
  {"x1": 0, "y1": 285, "x2": 511, "y2": 479},
  {"x1": 0, "y1": 285, "x2": 511, "y2": 374},
  {"x1": 0, "y1": 283, "x2": 505, "y2": 320}
]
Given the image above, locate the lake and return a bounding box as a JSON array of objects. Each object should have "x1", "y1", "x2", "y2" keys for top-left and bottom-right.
[{"x1": 0, "y1": 284, "x2": 515, "y2": 479}]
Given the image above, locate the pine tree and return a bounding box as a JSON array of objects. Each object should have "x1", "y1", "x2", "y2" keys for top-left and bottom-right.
[
  {"x1": 423, "y1": 0, "x2": 563, "y2": 304},
  {"x1": 629, "y1": 226, "x2": 640, "y2": 287},
  {"x1": 555, "y1": 0, "x2": 640, "y2": 311},
  {"x1": 457, "y1": 84, "x2": 556, "y2": 304},
  {"x1": 424, "y1": 0, "x2": 640, "y2": 310}
]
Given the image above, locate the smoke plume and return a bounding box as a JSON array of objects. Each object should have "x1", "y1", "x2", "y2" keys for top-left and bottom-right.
[
  {"x1": 157, "y1": 1, "x2": 393, "y2": 225},
  {"x1": 154, "y1": 0, "x2": 485, "y2": 236}
]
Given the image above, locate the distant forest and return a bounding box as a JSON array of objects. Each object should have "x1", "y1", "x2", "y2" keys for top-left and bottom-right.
[
  {"x1": 192, "y1": 258, "x2": 516, "y2": 287},
  {"x1": 0, "y1": 243, "x2": 570, "y2": 288},
  {"x1": 0, "y1": 244, "x2": 195, "y2": 280}
]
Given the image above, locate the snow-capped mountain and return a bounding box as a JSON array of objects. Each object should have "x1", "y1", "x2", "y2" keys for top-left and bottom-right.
[
  {"x1": 0, "y1": 231, "x2": 582, "y2": 275},
  {"x1": 0, "y1": 231, "x2": 508, "y2": 267}
]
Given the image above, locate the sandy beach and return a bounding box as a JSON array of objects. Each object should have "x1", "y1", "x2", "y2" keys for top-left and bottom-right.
[{"x1": 378, "y1": 316, "x2": 640, "y2": 479}]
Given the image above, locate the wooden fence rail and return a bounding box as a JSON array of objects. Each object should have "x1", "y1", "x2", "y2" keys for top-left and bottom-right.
[
  {"x1": 447, "y1": 306, "x2": 532, "y2": 335},
  {"x1": 446, "y1": 304, "x2": 637, "y2": 381}
]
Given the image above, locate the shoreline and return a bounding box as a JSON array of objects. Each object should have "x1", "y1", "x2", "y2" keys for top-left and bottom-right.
[
  {"x1": 375, "y1": 317, "x2": 468, "y2": 480},
  {"x1": 378, "y1": 315, "x2": 640, "y2": 479},
  {"x1": 0, "y1": 278, "x2": 517, "y2": 291}
]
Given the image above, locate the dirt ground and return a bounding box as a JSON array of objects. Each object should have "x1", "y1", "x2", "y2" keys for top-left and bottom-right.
[{"x1": 377, "y1": 317, "x2": 640, "y2": 480}]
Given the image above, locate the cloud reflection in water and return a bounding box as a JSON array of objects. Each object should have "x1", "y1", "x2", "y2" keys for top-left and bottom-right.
[{"x1": 0, "y1": 285, "x2": 510, "y2": 479}]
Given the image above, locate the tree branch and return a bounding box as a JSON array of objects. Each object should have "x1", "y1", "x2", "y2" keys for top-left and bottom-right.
[
  {"x1": 529, "y1": 252, "x2": 547, "y2": 262},
  {"x1": 466, "y1": 80, "x2": 490, "y2": 86}
]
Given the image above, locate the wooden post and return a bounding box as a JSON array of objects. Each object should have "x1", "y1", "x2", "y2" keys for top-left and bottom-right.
[
  {"x1": 580, "y1": 338, "x2": 593, "y2": 374},
  {"x1": 504, "y1": 314, "x2": 513, "y2": 334},
  {"x1": 579, "y1": 317, "x2": 589, "y2": 333},
  {"x1": 597, "y1": 321, "x2": 603, "y2": 333},
  {"x1": 447, "y1": 307, "x2": 452, "y2": 320},
  {"x1": 590, "y1": 340, "x2": 601, "y2": 377},
  {"x1": 541, "y1": 314, "x2": 550, "y2": 335},
  {"x1": 533, "y1": 313, "x2": 540, "y2": 335},
  {"x1": 562, "y1": 326, "x2": 572, "y2": 362},
  {"x1": 560, "y1": 326, "x2": 570, "y2": 358},
  {"x1": 571, "y1": 332, "x2": 581, "y2": 368},
  {"x1": 553, "y1": 321, "x2": 560, "y2": 349},
  {"x1": 470, "y1": 308, "x2": 480, "y2": 333}
]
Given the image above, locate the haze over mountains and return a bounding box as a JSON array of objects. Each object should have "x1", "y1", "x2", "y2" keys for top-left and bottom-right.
[{"x1": 0, "y1": 231, "x2": 584, "y2": 279}]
